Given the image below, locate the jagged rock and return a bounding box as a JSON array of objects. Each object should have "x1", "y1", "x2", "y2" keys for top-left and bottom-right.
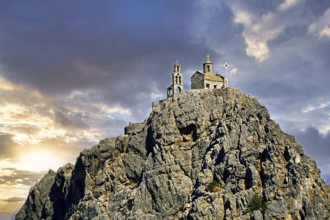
[
  {"x1": 16, "y1": 164, "x2": 74, "y2": 220},
  {"x1": 16, "y1": 88, "x2": 330, "y2": 220}
]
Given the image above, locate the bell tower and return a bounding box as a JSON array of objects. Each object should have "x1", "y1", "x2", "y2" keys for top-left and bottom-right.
[
  {"x1": 167, "y1": 60, "x2": 183, "y2": 98},
  {"x1": 203, "y1": 55, "x2": 213, "y2": 74}
]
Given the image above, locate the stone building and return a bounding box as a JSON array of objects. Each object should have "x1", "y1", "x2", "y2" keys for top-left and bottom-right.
[
  {"x1": 167, "y1": 61, "x2": 183, "y2": 98},
  {"x1": 191, "y1": 55, "x2": 227, "y2": 90}
]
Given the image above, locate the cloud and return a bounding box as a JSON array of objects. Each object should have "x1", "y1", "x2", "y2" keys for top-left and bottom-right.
[
  {"x1": 278, "y1": 0, "x2": 299, "y2": 11},
  {"x1": 321, "y1": 173, "x2": 330, "y2": 185},
  {"x1": 0, "y1": 167, "x2": 45, "y2": 186},
  {"x1": 243, "y1": 36, "x2": 270, "y2": 62},
  {"x1": 0, "y1": 1, "x2": 209, "y2": 101},
  {"x1": 0, "y1": 162, "x2": 46, "y2": 215},
  {"x1": 291, "y1": 99, "x2": 330, "y2": 134},
  {"x1": 227, "y1": 0, "x2": 310, "y2": 62},
  {"x1": 0, "y1": 75, "x2": 132, "y2": 146},
  {"x1": 294, "y1": 126, "x2": 330, "y2": 181},
  {"x1": 308, "y1": 8, "x2": 330, "y2": 38},
  {"x1": 229, "y1": 67, "x2": 238, "y2": 75},
  {"x1": 0, "y1": 0, "x2": 329, "y2": 217},
  {"x1": 0, "y1": 74, "x2": 134, "y2": 187},
  {"x1": 0, "y1": 167, "x2": 45, "y2": 216},
  {"x1": 0, "y1": 134, "x2": 18, "y2": 159},
  {"x1": 0, "y1": 197, "x2": 25, "y2": 203},
  {"x1": 301, "y1": 101, "x2": 330, "y2": 114}
]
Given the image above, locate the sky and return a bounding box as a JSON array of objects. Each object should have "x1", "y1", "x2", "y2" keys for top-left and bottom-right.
[{"x1": 0, "y1": 0, "x2": 329, "y2": 218}]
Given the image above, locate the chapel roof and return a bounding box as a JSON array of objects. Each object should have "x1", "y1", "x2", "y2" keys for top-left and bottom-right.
[{"x1": 204, "y1": 73, "x2": 224, "y2": 82}]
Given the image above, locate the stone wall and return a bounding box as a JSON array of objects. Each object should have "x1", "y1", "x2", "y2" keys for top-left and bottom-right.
[
  {"x1": 204, "y1": 79, "x2": 224, "y2": 89},
  {"x1": 191, "y1": 72, "x2": 204, "y2": 89}
]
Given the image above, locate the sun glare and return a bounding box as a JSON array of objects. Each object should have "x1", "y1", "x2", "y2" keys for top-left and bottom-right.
[{"x1": 16, "y1": 150, "x2": 62, "y2": 172}]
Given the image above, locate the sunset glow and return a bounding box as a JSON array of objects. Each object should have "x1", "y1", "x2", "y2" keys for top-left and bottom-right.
[
  {"x1": 1, "y1": 0, "x2": 330, "y2": 218},
  {"x1": 16, "y1": 150, "x2": 61, "y2": 172}
]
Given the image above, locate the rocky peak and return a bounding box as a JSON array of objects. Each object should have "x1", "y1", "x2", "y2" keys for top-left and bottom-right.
[{"x1": 16, "y1": 88, "x2": 330, "y2": 219}]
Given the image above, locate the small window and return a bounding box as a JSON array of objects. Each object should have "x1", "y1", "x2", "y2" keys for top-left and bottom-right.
[
  {"x1": 214, "y1": 85, "x2": 217, "y2": 89},
  {"x1": 206, "y1": 83, "x2": 210, "y2": 89}
]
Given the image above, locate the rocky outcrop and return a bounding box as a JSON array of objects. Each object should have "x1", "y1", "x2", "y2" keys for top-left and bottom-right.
[
  {"x1": 16, "y1": 88, "x2": 330, "y2": 219},
  {"x1": 16, "y1": 164, "x2": 74, "y2": 219}
]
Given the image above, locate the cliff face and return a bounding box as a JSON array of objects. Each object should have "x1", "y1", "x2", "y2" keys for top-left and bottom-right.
[{"x1": 16, "y1": 88, "x2": 330, "y2": 220}]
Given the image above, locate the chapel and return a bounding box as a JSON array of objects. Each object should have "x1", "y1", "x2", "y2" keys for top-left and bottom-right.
[
  {"x1": 167, "y1": 55, "x2": 227, "y2": 98},
  {"x1": 191, "y1": 55, "x2": 227, "y2": 90},
  {"x1": 167, "y1": 60, "x2": 183, "y2": 98}
]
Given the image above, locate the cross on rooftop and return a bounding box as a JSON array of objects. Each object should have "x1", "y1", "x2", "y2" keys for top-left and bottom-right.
[{"x1": 220, "y1": 62, "x2": 235, "y2": 77}]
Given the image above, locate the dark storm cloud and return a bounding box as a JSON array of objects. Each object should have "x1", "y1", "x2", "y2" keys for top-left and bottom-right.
[
  {"x1": 0, "y1": 0, "x2": 328, "y2": 140},
  {"x1": 0, "y1": 1, "x2": 329, "y2": 217},
  {"x1": 53, "y1": 110, "x2": 89, "y2": 130},
  {"x1": 0, "y1": 0, "x2": 212, "y2": 107},
  {"x1": 0, "y1": 0, "x2": 329, "y2": 113}
]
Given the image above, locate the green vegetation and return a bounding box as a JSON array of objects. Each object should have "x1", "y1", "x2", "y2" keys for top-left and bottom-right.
[
  {"x1": 206, "y1": 180, "x2": 221, "y2": 192},
  {"x1": 247, "y1": 194, "x2": 267, "y2": 214}
]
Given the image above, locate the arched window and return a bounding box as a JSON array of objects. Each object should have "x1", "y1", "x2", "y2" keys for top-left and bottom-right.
[
  {"x1": 179, "y1": 76, "x2": 181, "y2": 84},
  {"x1": 175, "y1": 76, "x2": 178, "y2": 84},
  {"x1": 167, "y1": 88, "x2": 173, "y2": 97},
  {"x1": 176, "y1": 87, "x2": 181, "y2": 93},
  {"x1": 207, "y1": 65, "x2": 210, "y2": 72}
]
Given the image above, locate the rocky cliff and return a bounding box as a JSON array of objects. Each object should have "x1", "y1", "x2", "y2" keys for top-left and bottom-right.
[{"x1": 16, "y1": 88, "x2": 330, "y2": 220}]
